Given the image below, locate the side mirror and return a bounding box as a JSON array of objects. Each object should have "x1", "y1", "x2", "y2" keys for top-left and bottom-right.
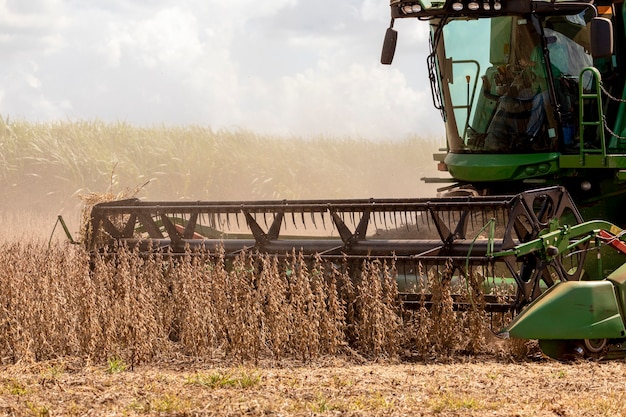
[
  {"x1": 381, "y1": 27, "x2": 397, "y2": 65},
  {"x1": 590, "y1": 17, "x2": 613, "y2": 59}
]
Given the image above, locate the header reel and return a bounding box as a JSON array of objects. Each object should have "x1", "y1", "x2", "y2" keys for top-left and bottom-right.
[{"x1": 88, "y1": 186, "x2": 587, "y2": 311}]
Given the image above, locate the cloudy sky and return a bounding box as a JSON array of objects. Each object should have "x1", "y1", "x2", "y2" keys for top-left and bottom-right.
[{"x1": 0, "y1": 0, "x2": 444, "y2": 140}]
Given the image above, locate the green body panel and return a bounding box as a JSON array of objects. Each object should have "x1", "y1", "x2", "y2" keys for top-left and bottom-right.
[
  {"x1": 444, "y1": 153, "x2": 559, "y2": 182},
  {"x1": 571, "y1": 178, "x2": 626, "y2": 230},
  {"x1": 506, "y1": 280, "x2": 626, "y2": 340},
  {"x1": 607, "y1": 262, "x2": 626, "y2": 311},
  {"x1": 559, "y1": 154, "x2": 626, "y2": 169}
]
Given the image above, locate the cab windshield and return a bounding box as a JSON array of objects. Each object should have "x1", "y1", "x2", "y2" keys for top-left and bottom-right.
[{"x1": 433, "y1": 14, "x2": 592, "y2": 154}]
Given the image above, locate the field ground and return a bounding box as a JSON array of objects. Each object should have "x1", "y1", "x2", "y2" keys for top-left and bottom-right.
[{"x1": 0, "y1": 355, "x2": 625, "y2": 416}]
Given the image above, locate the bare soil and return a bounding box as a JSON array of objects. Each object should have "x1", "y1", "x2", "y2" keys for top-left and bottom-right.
[{"x1": 0, "y1": 355, "x2": 624, "y2": 416}]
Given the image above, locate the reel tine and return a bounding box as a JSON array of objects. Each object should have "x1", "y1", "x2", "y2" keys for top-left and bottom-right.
[{"x1": 478, "y1": 208, "x2": 484, "y2": 231}]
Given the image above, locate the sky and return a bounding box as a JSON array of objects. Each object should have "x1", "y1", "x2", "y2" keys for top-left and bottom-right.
[{"x1": 0, "y1": 0, "x2": 445, "y2": 140}]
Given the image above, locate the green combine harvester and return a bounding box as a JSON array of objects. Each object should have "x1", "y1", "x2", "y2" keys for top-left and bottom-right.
[
  {"x1": 86, "y1": 0, "x2": 626, "y2": 359},
  {"x1": 382, "y1": 0, "x2": 626, "y2": 218},
  {"x1": 380, "y1": 0, "x2": 626, "y2": 358}
]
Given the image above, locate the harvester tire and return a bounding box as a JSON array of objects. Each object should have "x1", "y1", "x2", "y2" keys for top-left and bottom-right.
[{"x1": 583, "y1": 338, "x2": 608, "y2": 355}]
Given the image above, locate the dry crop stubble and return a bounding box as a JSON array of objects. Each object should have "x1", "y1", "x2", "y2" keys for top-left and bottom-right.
[
  {"x1": 5, "y1": 180, "x2": 519, "y2": 363},
  {"x1": 0, "y1": 239, "x2": 522, "y2": 366}
]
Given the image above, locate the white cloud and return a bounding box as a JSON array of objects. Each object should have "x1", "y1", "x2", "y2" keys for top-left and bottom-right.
[
  {"x1": 0, "y1": 0, "x2": 68, "y2": 54},
  {"x1": 0, "y1": 0, "x2": 65, "y2": 27},
  {"x1": 246, "y1": 62, "x2": 438, "y2": 139},
  {"x1": 0, "y1": 0, "x2": 444, "y2": 140},
  {"x1": 360, "y1": 0, "x2": 386, "y2": 21},
  {"x1": 106, "y1": 7, "x2": 205, "y2": 69},
  {"x1": 25, "y1": 73, "x2": 41, "y2": 89}
]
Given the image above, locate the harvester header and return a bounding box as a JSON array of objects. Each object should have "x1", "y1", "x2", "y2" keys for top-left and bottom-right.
[{"x1": 88, "y1": 186, "x2": 599, "y2": 311}]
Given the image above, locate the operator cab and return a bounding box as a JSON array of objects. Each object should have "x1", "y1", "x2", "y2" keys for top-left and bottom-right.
[
  {"x1": 439, "y1": 14, "x2": 570, "y2": 154},
  {"x1": 382, "y1": 0, "x2": 622, "y2": 184}
]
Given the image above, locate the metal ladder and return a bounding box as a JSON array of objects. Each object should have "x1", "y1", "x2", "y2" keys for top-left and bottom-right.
[{"x1": 578, "y1": 67, "x2": 607, "y2": 165}]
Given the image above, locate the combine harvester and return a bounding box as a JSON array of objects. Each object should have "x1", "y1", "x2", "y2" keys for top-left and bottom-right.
[{"x1": 86, "y1": 0, "x2": 626, "y2": 359}]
